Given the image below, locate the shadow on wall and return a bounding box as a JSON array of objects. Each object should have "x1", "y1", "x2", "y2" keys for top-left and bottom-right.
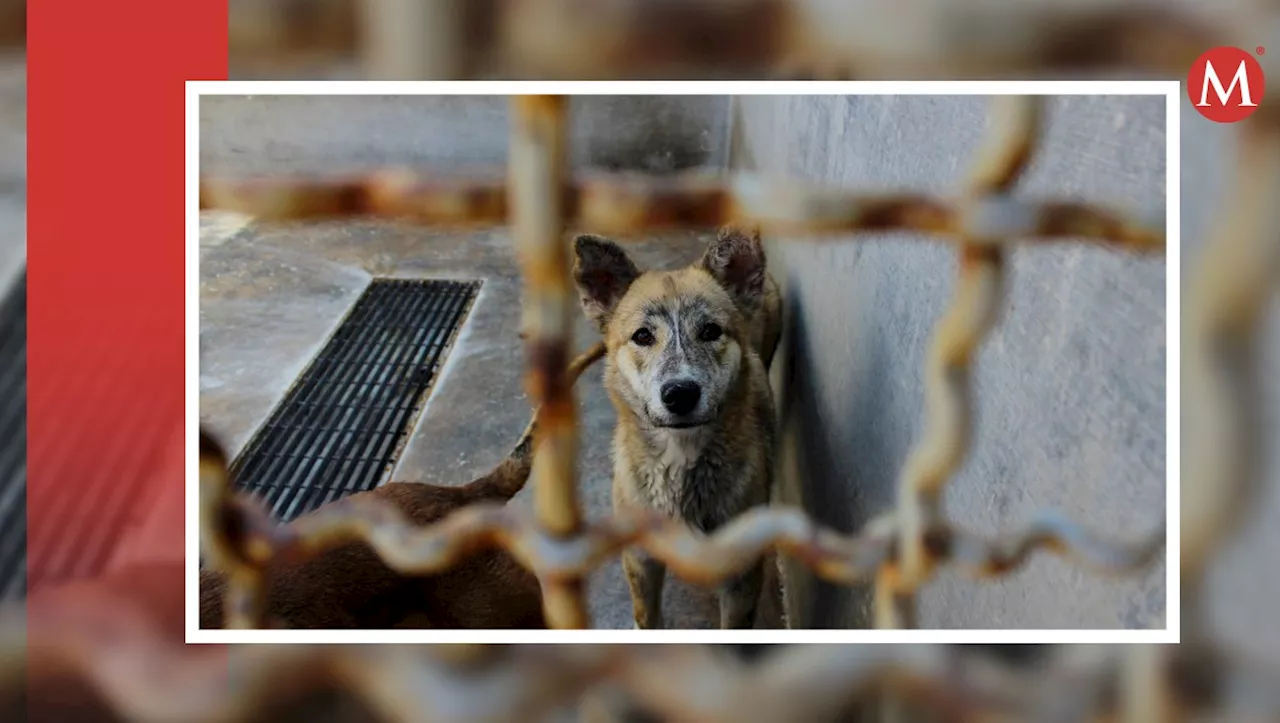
[
  {"x1": 776, "y1": 280, "x2": 895, "y2": 629},
  {"x1": 581, "y1": 96, "x2": 724, "y2": 173}
]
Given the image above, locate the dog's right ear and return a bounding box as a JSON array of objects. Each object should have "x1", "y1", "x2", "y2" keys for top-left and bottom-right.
[{"x1": 573, "y1": 234, "x2": 640, "y2": 333}]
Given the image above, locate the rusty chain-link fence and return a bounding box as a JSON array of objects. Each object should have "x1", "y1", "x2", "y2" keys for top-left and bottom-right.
[
  {"x1": 4, "y1": 0, "x2": 1278, "y2": 721},
  {"x1": 196, "y1": 92, "x2": 1168, "y2": 635},
  {"x1": 224, "y1": 0, "x2": 1266, "y2": 84}
]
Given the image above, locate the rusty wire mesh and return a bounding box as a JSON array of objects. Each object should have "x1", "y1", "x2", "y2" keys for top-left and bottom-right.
[
  {"x1": 5, "y1": 0, "x2": 1278, "y2": 720},
  {"x1": 194, "y1": 92, "x2": 1168, "y2": 636},
  {"x1": 226, "y1": 0, "x2": 1261, "y2": 84}
]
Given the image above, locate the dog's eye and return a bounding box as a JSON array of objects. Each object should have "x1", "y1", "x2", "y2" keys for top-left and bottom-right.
[
  {"x1": 699, "y1": 323, "x2": 723, "y2": 342},
  {"x1": 631, "y1": 328, "x2": 654, "y2": 346}
]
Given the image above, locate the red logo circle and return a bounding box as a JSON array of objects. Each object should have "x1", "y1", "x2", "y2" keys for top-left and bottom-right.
[{"x1": 1187, "y1": 46, "x2": 1266, "y2": 123}]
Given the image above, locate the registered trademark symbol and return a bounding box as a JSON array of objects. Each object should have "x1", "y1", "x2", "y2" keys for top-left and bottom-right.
[{"x1": 1258, "y1": 46, "x2": 1266, "y2": 55}]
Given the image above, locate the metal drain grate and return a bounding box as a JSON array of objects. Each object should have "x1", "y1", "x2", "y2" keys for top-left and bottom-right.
[
  {"x1": 0, "y1": 271, "x2": 25, "y2": 601},
  {"x1": 229, "y1": 278, "x2": 480, "y2": 522}
]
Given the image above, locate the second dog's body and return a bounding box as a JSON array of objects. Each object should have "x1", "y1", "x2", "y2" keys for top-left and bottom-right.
[
  {"x1": 198, "y1": 342, "x2": 605, "y2": 630},
  {"x1": 573, "y1": 227, "x2": 781, "y2": 629}
]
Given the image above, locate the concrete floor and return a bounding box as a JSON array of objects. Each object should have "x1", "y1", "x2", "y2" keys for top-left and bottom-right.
[{"x1": 198, "y1": 213, "x2": 784, "y2": 630}]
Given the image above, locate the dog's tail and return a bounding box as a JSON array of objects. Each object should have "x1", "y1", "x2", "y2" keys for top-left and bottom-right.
[{"x1": 461, "y1": 341, "x2": 606, "y2": 501}]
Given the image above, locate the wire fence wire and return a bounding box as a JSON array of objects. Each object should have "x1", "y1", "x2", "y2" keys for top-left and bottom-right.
[{"x1": 8, "y1": 0, "x2": 1279, "y2": 720}]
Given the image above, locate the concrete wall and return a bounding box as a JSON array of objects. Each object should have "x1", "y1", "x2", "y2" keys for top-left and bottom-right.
[
  {"x1": 199, "y1": 95, "x2": 731, "y2": 175},
  {"x1": 732, "y1": 95, "x2": 1169, "y2": 630},
  {"x1": 733, "y1": 95, "x2": 1280, "y2": 646}
]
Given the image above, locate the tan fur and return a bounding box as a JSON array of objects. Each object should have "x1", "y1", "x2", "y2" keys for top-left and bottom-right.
[
  {"x1": 756, "y1": 276, "x2": 783, "y2": 372},
  {"x1": 198, "y1": 341, "x2": 605, "y2": 630},
  {"x1": 574, "y1": 226, "x2": 781, "y2": 630}
]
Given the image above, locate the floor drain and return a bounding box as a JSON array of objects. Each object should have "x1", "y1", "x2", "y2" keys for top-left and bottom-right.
[
  {"x1": 229, "y1": 278, "x2": 480, "y2": 522},
  {"x1": 0, "y1": 272, "x2": 25, "y2": 601}
]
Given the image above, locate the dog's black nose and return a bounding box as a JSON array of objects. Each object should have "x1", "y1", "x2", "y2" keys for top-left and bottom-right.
[{"x1": 660, "y1": 380, "x2": 701, "y2": 416}]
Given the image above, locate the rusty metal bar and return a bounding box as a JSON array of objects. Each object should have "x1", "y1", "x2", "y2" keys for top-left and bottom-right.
[
  {"x1": 199, "y1": 170, "x2": 1164, "y2": 252},
  {"x1": 885, "y1": 96, "x2": 1041, "y2": 629},
  {"x1": 10, "y1": 629, "x2": 1278, "y2": 722},
  {"x1": 1181, "y1": 124, "x2": 1280, "y2": 629},
  {"x1": 202, "y1": 478, "x2": 1163, "y2": 591},
  {"x1": 358, "y1": 0, "x2": 467, "y2": 80},
  {"x1": 227, "y1": 0, "x2": 356, "y2": 72},
  {"x1": 15, "y1": 621, "x2": 1249, "y2": 723},
  {"x1": 226, "y1": 0, "x2": 1228, "y2": 81},
  {"x1": 197, "y1": 431, "x2": 267, "y2": 629},
  {"x1": 0, "y1": 0, "x2": 22, "y2": 49},
  {"x1": 508, "y1": 95, "x2": 589, "y2": 629}
]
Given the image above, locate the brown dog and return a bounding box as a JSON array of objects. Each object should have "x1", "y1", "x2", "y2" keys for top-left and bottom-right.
[
  {"x1": 199, "y1": 341, "x2": 604, "y2": 630},
  {"x1": 573, "y1": 226, "x2": 782, "y2": 630}
]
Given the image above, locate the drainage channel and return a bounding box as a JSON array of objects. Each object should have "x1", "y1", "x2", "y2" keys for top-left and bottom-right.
[{"x1": 228, "y1": 278, "x2": 481, "y2": 523}]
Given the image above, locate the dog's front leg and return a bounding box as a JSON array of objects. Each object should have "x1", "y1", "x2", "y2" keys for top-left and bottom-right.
[
  {"x1": 720, "y1": 559, "x2": 764, "y2": 629},
  {"x1": 622, "y1": 549, "x2": 666, "y2": 629}
]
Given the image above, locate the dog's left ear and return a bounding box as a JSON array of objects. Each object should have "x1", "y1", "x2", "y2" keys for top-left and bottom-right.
[{"x1": 699, "y1": 225, "x2": 766, "y2": 314}]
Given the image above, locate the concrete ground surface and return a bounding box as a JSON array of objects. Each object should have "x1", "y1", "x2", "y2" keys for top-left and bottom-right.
[{"x1": 198, "y1": 213, "x2": 785, "y2": 630}]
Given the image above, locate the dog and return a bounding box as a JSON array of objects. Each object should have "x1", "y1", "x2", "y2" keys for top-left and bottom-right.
[
  {"x1": 572, "y1": 225, "x2": 782, "y2": 630},
  {"x1": 198, "y1": 341, "x2": 605, "y2": 630}
]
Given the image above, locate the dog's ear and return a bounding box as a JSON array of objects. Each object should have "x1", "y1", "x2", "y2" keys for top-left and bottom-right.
[
  {"x1": 573, "y1": 234, "x2": 641, "y2": 333},
  {"x1": 699, "y1": 225, "x2": 766, "y2": 314}
]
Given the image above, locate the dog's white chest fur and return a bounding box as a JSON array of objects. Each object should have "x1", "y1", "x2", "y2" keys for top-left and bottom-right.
[{"x1": 635, "y1": 428, "x2": 708, "y2": 513}]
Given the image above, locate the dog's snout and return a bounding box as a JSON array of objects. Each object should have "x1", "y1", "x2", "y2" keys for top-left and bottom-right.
[{"x1": 660, "y1": 380, "x2": 701, "y2": 416}]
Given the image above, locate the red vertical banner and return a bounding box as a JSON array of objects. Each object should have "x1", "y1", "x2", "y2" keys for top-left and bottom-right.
[{"x1": 26, "y1": 0, "x2": 226, "y2": 641}]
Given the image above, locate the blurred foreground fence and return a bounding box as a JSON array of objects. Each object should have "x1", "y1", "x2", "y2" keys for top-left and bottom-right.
[
  {"x1": 228, "y1": 0, "x2": 1264, "y2": 82},
  {"x1": 6, "y1": 0, "x2": 1280, "y2": 721}
]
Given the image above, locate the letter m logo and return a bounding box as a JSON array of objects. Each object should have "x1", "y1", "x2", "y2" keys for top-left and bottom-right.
[{"x1": 1188, "y1": 47, "x2": 1267, "y2": 123}]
